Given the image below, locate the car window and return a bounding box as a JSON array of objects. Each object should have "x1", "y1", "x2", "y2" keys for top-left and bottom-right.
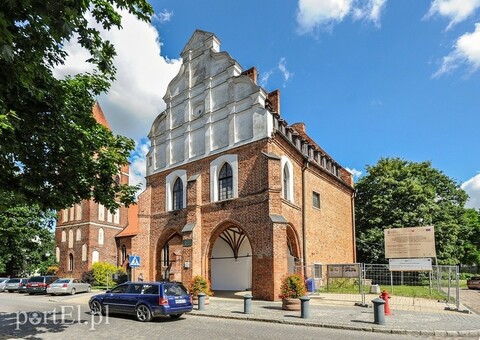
[
  {"x1": 47, "y1": 277, "x2": 58, "y2": 283},
  {"x1": 164, "y1": 284, "x2": 188, "y2": 296},
  {"x1": 29, "y1": 277, "x2": 45, "y2": 283},
  {"x1": 7, "y1": 279, "x2": 20, "y2": 283},
  {"x1": 142, "y1": 284, "x2": 159, "y2": 295},
  {"x1": 56, "y1": 279, "x2": 70, "y2": 283},
  {"x1": 127, "y1": 284, "x2": 143, "y2": 294},
  {"x1": 110, "y1": 284, "x2": 128, "y2": 294}
]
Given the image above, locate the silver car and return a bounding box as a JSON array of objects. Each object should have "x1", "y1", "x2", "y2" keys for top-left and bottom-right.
[
  {"x1": 46, "y1": 278, "x2": 91, "y2": 295},
  {"x1": 4, "y1": 278, "x2": 29, "y2": 293},
  {"x1": 0, "y1": 278, "x2": 9, "y2": 292}
]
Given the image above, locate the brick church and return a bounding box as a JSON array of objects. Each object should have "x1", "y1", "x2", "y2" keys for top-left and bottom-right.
[{"x1": 55, "y1": 30, "x2": 356, "y2": 301}]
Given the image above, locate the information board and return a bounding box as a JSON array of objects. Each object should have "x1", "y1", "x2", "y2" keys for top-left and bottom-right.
[{"x1": 384, "y1": 226, "x2": 436, "y2": 259}]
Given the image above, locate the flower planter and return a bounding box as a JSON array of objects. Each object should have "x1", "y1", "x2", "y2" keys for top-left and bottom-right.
[
  {"x1": 192, "y1": 295, "x2": 210, "y2": 305},
  {"x1": 282, "y1": 298, "x2": 301, "y2": 311}
]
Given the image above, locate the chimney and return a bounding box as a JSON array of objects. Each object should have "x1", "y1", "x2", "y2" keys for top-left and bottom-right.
[
  {"x1": 291, "y1": 122, "x2": 306, "y2": 134},
  {"x1": 267, "y1": 90, "x2": 280, "y2": 115},
  {"x1": 241, "y1": 67, "x2": 258, "y2": 85}
]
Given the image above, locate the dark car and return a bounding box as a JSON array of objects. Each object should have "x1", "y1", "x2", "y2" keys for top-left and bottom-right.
[
  {"x1": 89, "y1": 281, "x2": 193, "y2": 322},
  {"x1": 26, "y1": 276, "x2": 59, "y2": 294},
  {"x1": 4, "y1": 278, "x2": 29, "y2": 293},
  {"x1": 467, "y1": 276, "x2": 480, "y2": 290}
]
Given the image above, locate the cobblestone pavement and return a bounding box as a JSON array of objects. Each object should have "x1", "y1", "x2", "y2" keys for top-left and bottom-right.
[{"x1": 188, "y1": 293, "x2": 480, "y2": 337}]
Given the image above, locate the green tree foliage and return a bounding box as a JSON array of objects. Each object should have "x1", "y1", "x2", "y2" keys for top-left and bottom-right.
[
  {"x1": 355, "y1": 158, "x2": 470, "y2": 265},
  {"x1": 91, "y1": 261, "x2": 125, "y2": 286},
  {"x1": 460, "y1": 209, "x2": 480, "y2": 265},
  {"x1": 0, "y1": 203, "x2": 57, "y2": 275},
  {"x1": 0, "y1": 0, "x2": 152, "y2": 212}
]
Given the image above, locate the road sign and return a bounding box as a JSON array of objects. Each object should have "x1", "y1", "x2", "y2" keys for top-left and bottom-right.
[{"x1": 129, "y1": 255, "x2": 141, "y2": 267}]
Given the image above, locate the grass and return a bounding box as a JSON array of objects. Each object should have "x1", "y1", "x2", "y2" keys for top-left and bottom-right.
[{"x1": 316, "y1": 278, "x2": 465, "y2": 301}]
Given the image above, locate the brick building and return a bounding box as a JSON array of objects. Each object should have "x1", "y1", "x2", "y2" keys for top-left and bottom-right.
[
  {"x1": 54, "y1": 103, "x2": 138, "y2": 279},
  {"x1": 133, "y1": 30, "x2": 356, "y2": 300},
  {"x1": 55, "y1": 30, "x2": 355, "y2": 301}
]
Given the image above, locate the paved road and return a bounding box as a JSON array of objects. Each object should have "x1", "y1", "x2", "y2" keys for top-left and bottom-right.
[
  {"x1": 461, "y1": 288, "x2": 480, "y2": 314},
  {"x1": 0, "y1": 292, "x2": 453, "y2": 340}
]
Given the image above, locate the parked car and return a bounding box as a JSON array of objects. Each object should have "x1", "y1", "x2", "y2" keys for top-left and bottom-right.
[
  {"x1": 17, "y1": 278, "x2": 29, "y2": 293},
  {"x1": 89, "y1": 281, "x2": 193, "y2": 322},
  {"x1": 467, "y1": 276, "x2": 480, "y2": 290},
  {"x1": 0, "y1": 278, "x2": 9, "y2": 292},
  {"x1": 4, "y1": 278, "x2": 29, "y2": 293},
  {"x1": 26, "y1": 276, "x2": 59, "y2": 294},
  {"x1": 47, "y1": 278, "x2": 91, "y2": 295}
]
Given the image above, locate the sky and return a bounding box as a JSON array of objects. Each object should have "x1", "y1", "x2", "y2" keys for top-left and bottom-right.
[{"x1": 54, "y1": 0, "x2": 480, "y2": 209}]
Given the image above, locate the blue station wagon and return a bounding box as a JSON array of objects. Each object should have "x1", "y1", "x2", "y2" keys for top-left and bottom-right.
[{"x1": 89, "y1": 281, "x2": 193, "y2": 322}]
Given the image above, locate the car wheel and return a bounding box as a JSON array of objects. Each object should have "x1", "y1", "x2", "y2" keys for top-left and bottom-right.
[
  {"x1": 136, "y1": 304, "x2": 152, "y2": 322},
  {"x1": 90, "y1": 300, "x2": 104, "y2": 316},
  {"x1": 170, "y1": 314, "x2": 182, "y2": 319},
  {"x1": 28, "y1": 292, "x2": 33, "y2": 295},
  {"x1": 70, "y1": 288, "x2": 76, "y2": 295}
]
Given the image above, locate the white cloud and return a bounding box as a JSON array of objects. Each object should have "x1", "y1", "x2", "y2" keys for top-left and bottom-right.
[
  {"x1": 433, "y1": 23, "x2": 480, "y2": 77},
  {"x1": 129, "y1": 138, "x2": 150, "y2": 195},
  {"x1": 296, "y1": 0, "x2": 386, "y2": 34},
  {"x1": 260, "y1": 58, "x2": 294, "y2": 88},
  {"x1": 462, "y1": 174, "x2": 480, "y2": 209},
  {"x1": 53, "y1": 10, "x2": 183, "y2": 192},
  {"x1": 352, "y1": 0, "x2": 386, "y2": 27},
  {"x1": 155, "y1": 9, "x2": 174, "y2": 24},
  {"x1": 53, "y1": 10, "x2": 181, "y2": 142},
  {"x1": 425, "y1": 0, "x2": 480, "y2": 30},
  {"x1": 278, "y1": 58, "x2": 294, "y2": 86},
  {"x1": 346, "y1": 167, "x2": 363, "y2": 179}
]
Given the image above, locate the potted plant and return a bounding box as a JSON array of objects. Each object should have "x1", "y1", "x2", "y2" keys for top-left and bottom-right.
[
  {"x1": 279, "y1": 273, "x2": 307, "y2": 311},
  {"x1": 189, "y1": 275, "x2": 213, "y2": 305}
]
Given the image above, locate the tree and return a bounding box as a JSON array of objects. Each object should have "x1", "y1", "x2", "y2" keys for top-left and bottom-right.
[
  {"x1": 0, "y1": 203, "x2": 57, "y2": 276},
  {"x1": 460, "y1": 209, "x2": 480, "y2": 265},
  {"x1": 355, "y1": 158, "x2": 469, "y2": 265},
  {"x1": 0, "y1": 0, "x2": 152, "y2": 212}
]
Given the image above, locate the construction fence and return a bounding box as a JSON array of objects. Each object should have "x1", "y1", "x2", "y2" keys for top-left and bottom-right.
[{"x1": 295, "y1": 263, "x2": 460, "y2": 310}]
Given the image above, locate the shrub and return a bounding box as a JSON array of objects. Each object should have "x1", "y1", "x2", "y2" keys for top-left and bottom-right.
[
  {"x1": 189, "y1": 275, "x2": 212, "y2": 296},
  {"x1": 46, "y1": 265, "x2": 59, "y2": 275},
  {"x1": 82, "y1": 270, "x2": 95, "y2": 284},
  {"x1": 280, "y1": 273, "x2": 306, "y2": 299},
  {"x1": 91, "y1": 262, "x2": 126, "y2": 286}
]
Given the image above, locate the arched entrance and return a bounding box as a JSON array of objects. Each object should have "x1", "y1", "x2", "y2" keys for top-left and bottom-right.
[
  {"x1": 210, "y1": 226, "x2": 252, "y2": 291},
  {"x1": 156, "y1": 232, "x2": 183, "y2": 282},
  {"x1": 286, "y1": 225, "x2": 301, "y2": 274}
]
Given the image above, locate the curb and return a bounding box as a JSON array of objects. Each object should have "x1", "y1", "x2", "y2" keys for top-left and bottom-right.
[{"x1": 187, "y1": 310, "x2": 480, "y2": 337}]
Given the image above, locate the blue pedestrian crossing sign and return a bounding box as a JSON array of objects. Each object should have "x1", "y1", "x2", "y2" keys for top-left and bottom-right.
[{"x1": 129, "y1": 255, "x2": 141, "y2": 267}]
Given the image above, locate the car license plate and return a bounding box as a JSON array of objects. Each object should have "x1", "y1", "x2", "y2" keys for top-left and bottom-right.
[{"x1": 176, "y1": 299, "x2": 186, "y2": 304}]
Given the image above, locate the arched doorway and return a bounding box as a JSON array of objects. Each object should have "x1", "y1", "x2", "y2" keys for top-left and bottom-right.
[
  {"x1": 156, "y1": 232, "x2": 183, "y2": 282},
  {"x1": 210, "y1": 226, "x2": 252, "y2": 291},
  {"x1": 286, "y1": 225, "x2": 301, "y2": 274}
]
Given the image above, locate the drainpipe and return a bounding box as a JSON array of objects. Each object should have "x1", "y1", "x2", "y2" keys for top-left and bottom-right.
[
  {"x1": 301, "y1": 160, "x2": 308, "y2": 278},
  {"x1": 351, "y1": 189, "x2": 357, "y2": 262}
]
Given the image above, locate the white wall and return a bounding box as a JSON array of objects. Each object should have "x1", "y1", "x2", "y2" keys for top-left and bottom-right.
[{"x1": 211, "y1": 233, "x2": 252, "y2": 291}]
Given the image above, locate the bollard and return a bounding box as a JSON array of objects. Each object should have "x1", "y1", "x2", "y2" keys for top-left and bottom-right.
[
  {"x1": 198, "y1": 292, "x2": 206, "y2": 311},
  {"x1": 243, "y1": 294, "x2": 253, "y2": 314},
  {"x1": 300, "y1": 296, "x2": 310, "y2": 319},
  {"x1": 371, "y1": 297, "x2": 386, "y2": 325}
]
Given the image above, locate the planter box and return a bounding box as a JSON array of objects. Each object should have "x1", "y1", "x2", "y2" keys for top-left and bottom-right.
[{"x1": 282, "y1": 298, "x2": 300, "y2": 311}]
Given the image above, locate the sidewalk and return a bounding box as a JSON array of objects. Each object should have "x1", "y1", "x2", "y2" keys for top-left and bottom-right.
[{"x1": 188, "y1": 293, "x2": 480, "y2": 337}]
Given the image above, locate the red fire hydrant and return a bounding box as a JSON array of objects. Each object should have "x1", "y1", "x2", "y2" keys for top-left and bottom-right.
[{"x1": 380, "y1": 290, "x2": 391, "y2": 316}]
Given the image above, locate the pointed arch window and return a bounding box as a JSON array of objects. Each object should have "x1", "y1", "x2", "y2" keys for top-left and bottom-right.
[
  {"x1": 283, "y1": 165, "x2": 290, "y2": 200},
  {"x1": 173, "y1": 177, "x2": 184, "y2": 210},
  {"x1": 219, "y1": 163, "x2": 233, "y2": 200},
  {"x1": 281, "y1": 156, "x2": 294, "y2": 203},
  {"x1": 98, "y1": 228, "x2": 104, "y2": 245},
  {"x1": 121, "y1": 245, "x2": 127, "y2": 263},
  {"x1": 68, "y1": 254, "x2": 74, "y2": 271}
]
